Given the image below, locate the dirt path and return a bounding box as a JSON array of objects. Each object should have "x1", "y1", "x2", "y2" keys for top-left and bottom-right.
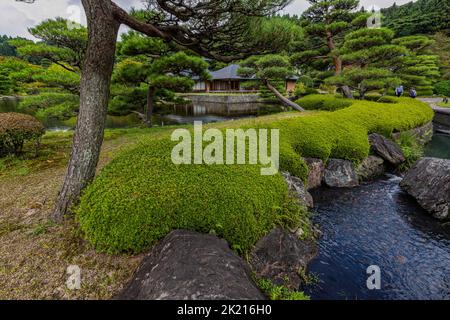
[{"x1": 419, "y1": 97, "x2": 450, "y2": 113}]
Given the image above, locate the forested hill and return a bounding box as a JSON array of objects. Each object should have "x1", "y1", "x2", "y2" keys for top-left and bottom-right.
[
  {"x1": 381, "y1": 0, "x2": 450, "y2": 36},
  {"x1": 0, "y1": 35, "x2": 17, "y2": 57}
]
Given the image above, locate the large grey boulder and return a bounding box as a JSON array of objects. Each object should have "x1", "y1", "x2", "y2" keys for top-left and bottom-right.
[
  {"x1": 400, "y1": 158, "x2": 450, "y2": 220},
  {"x1": 369, "y1": 133, "x2": 406, "y2": 166},
  {"x1": 304, "y1": 158, "x2": 325, "y2": 190},
  {"x1": 250, "y1": 228, "x2": 318, "y2": 291},
  {"x1": 357, "y1": 156, "x2": 385, "y2": 182},
  {"x1": 323, "y1": 159, "x2": 359, "y2": 188},
  {"x1": 282, "y1": 172, "x2": 314, "y2": 208},
  {"x1": 116, "y1": 230, "x2": 265, "y2": 300}
]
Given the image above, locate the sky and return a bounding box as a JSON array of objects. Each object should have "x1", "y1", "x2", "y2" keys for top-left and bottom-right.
[{"x1": 1, "y1": 0, "x2": 416, "y2": 39}]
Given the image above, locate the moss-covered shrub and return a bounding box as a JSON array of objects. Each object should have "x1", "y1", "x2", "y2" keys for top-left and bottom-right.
[
  {"x1": 296, "y1": 94, "x2": 353, "y2": 111},
  {"x1": 0, "y1": 112, "x2": 45, "y2": 156},
  {"x1": 77, "y1": 97, "x2": 433, "y2": 254},
  {"x1": 77, "y1": 137, "x2": 306, "y2": 254}
]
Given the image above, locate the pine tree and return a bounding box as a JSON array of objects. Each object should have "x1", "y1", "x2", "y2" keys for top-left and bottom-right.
[
  {"x1": 292, "y1": 0, "x2": 364, "y2": 98},
  {"x1": 0, "y1": 70, "x2": 13, "y2": 95},
  {"x1": 239, "y1": 54, "x2": 305, "y2": 111},
  {"x1": 326, "y1": 28, "x2": 407, "y2": 98},
  {"x1": 392, "y1": 35, "x2": 440, "y2": 96},
  {"x1": 113, "y1": 32, "x2": 210, "y2": 126}
]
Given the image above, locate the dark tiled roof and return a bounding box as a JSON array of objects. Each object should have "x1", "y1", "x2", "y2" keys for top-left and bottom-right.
[
  {"x1": 209, "y1": 64, "x2": 244, "y2": 80},
  {"x1": 194, "y1": 64, "x2": 298, "y2": 81}
]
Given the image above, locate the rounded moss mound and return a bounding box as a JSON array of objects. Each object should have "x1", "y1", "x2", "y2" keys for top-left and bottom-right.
[
  {"x1": 77, "y1": 138, "x2": 301, "y2": 254},
  {"x1": 77, "y1": 97, "x2": 433, "y2": 255},
  {"x1": 296, "y1": 94, "x2": 353, "y2": 111}
]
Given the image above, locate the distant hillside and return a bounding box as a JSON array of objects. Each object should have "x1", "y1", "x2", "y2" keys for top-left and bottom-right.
[
  {"x1": 381, "y1": 0, "x2": 450, "y2": 36},
  {"x1": 0, "y1": 35, "x2": 17, "y2": 57}
]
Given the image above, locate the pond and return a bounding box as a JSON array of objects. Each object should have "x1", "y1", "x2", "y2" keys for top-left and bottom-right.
[
  {"x1": 43, "y1": 102, "x2": 281, "y2": 131},
  {"x1": 304, "y1": 134, "x2": 450, "y2": 300}
]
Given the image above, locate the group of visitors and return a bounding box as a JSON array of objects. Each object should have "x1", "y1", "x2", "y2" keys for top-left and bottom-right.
[{"x1": 395, "y1": 85, "x2": 417, "y2": 98}]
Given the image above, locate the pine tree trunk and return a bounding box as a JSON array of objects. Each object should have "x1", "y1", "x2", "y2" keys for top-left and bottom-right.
[
  {"x1": 326, "y1": 31, "x2": 353, "y2": 99},
  {"x1": 145, "y1": 86, "x2": 156, "y2": 127},
  {"x1": 265, "y1": 81, "x2": 305, "y2": 112},
  {"x1": 51, "y1": 0, "x2": 120, "y2": 222}
]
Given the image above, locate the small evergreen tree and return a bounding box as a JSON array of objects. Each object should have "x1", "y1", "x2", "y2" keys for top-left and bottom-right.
[
  {"x1": 326, "y1": 28, "x2": 406, "y2": 98},
  {"x1": 239, "y1": 54, "x2": 305, "y2": 111},
  {"x1": 0, "y1": 70, "x2": 13, "y2": 95},
  {"x1": 292, "y1": 0, "x2": 364, "y2": 98},
  {"x1": 113, "y1": 32, "x2": 210, "y2": 126},
  {"x1": 393, "y1": 35, "x2": 440, "y2": 96}
]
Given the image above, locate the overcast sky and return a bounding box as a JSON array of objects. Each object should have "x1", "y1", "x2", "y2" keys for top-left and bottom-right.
[{"x1": 1, "y1": 0, "x2": 415, "y2": 39}]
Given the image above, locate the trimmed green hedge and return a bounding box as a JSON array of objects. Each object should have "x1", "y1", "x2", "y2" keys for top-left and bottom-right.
[
  {"x1": 296, "y1": 94, "x2": 353, "y2": 111},
  {"x1": 77, "y1": 97, "x2": 433, "y2": 254},
  {"x1": 276, "y1": 97, "x2": 433, "y2": 178}
]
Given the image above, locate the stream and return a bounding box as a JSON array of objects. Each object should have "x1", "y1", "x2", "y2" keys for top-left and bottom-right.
[{"x1": 305, "y1": 134, "x2": 450, "y2": 300}]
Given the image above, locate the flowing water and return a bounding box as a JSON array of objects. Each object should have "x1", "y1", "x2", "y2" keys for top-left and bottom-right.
[{"x1": 305, "y1": 134, "x2": 450, "y2": 300}]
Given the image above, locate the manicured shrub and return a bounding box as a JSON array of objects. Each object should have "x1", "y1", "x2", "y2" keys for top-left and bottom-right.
[
  {"x1": 434, "y1": 80, "x2": 450, "y2": 97},
  {"x1": 77, "y1": 138, "x2": 307, "y2": 254},
  {"x1": 0, "y1": 112, "x2": 45, "y2": 156},
  {"x1": 77, "y1": 97, "x2": 433, "y2": 254},
  {"x1": 395, "y1": 132, "x2": 424, "y2": 171},
  {"x1": 296, "y1": 94, "x2": 352, "y2": 111}
]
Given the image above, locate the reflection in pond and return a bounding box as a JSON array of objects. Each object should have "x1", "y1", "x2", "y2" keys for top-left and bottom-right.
[
  {"x1": 42, "y1": 102, "x2": 282, "y2": 131},
  {"x1": 306, "y1": 175, "x2": 450, "y2": 300}
]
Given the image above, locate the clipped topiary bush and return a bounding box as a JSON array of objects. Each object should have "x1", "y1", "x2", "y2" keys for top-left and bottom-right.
[
  {"x1": 0, "y1": 112, "x2": 45, "y2": 156},
  {"x1": 77, "y1": 97, "x2": 433, "y2": 254},
  {"x1": 296, "y1": 94, "x2": 353, "y2": 111},
  {"x1": 434, "y1": 80, "x2": 450, "y2": 97},
  {"x1": 77, "y1": 138, "x2": 306, "y2": 254}
]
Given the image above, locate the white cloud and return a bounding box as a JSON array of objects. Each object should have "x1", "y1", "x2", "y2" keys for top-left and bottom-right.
[
  {"x1": 284, "y1": 0, "x2": 416, "y2": 15},
  {"x1": 1, "y1": 0, "x2": 416, "y2": 39},
  {"x1": 0, "y1": 0, "x2": 144, "y2": 39}
]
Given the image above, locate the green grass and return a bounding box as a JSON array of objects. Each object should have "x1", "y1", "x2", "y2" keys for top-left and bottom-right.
[
  {"x1": 395, "y1": 132, "x2": 425, "y2": 171},
  {"x1": 256, "y1": 278, "x2": 310, "y2": 300},
  {"x1": 438, "y1": 102, "x2": 450, "y2": 108},
  {"x1": 76, "y1": 97, "x2": 433, "y2": 254}
]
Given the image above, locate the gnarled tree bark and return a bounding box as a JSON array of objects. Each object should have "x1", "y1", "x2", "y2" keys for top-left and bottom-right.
[
  {"x1": 326, "y1": 31, "x2": 353, "y2": 99},
  {"x1": 51, "y1": 0, "x2": 120, "y2": 222},
  {"x1": 265, "y1": 81, "x2": 305, "y2": 112}
]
